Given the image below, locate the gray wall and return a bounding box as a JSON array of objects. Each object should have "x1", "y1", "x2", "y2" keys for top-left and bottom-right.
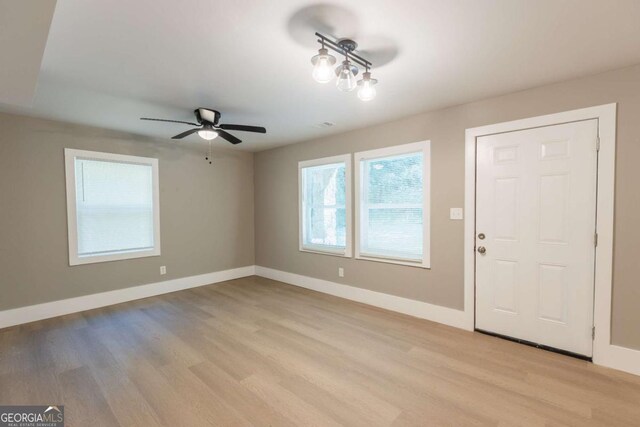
[
  {"x1": 254, "y1": 64, "x2": 640, "y2": 351},
  {"x1": 0, "y1": 113, "x2": 255, "y2": 310},
  {"x1": 1, "y1": 65, "x2": 638, "y2": 351}
]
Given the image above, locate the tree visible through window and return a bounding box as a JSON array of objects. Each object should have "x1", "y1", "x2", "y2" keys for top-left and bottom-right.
[
  {"x1": 299, "y1": 155, "x2": 352, "y2": 256},
  {"x1": 356, "y1": 141, "x2": 430, "y2": 267},
  {"x1": 306, "y1": 164, "x2": 346, "y2": 246}
]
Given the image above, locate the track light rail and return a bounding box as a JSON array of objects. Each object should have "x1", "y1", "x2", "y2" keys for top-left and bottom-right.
[{"x1": 315, "y1": 32, "x2": 372, "y2": 69}]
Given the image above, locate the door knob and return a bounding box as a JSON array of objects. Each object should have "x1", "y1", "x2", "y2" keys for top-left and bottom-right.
[{"x1": 477, "y1": 246, "x2": 486, "y2": 254}]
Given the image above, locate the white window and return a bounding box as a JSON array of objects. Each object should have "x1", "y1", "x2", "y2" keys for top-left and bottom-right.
[
  {"x1": 65, "y1": 149, "x2": 160, "y2": 265},
  {"x1": 299, "y1": 154, "x2": 352, "y2": 256},
  {"x1": 355, "y1": 141, "x2": 430, "y2": 268}
]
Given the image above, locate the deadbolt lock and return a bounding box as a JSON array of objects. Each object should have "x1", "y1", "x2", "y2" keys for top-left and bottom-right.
[{"x1": 478, "y1": 233, "x2": 485, "y2": 240}]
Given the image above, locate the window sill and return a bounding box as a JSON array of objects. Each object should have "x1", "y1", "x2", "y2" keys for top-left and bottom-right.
[
  {"x1": 299, "y1": 246, "x2": 351, "y2": 258},
  {"x1": 70, "y1": 248, "x2": 160, "y2": 266},
  {"x1": 356, "y1": 253, "x2": 430, "y2": 269}
]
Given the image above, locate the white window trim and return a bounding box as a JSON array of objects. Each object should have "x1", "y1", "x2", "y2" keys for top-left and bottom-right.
[
  {"x1": 354, "y1": 141, "x2": 431, "y2": 268},
  {"x1": 64, "y1": 148, "x2": 161, "y2": 266},
  {"x1": 298, "y1": 154, "x2": 352, "y2": 257}
]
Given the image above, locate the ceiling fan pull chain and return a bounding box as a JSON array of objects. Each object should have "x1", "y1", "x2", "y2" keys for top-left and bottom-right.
[{"x1": 208, "y1": 140, "x2": 212, "y2": 164}]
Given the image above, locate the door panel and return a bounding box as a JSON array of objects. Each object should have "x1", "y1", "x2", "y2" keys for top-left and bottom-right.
[
  {"x1": 492, "y1": 259, "x2": 518, "y2": 314},
  {"x1": 537, "y1": 263, "x2": 568, "y2": 324},
  {"x1": 475, "y1": 120, "x2": 598, "y2": 357},
  {"x1": 494, "y1": 177, "x2": 519, "y2": 240}
]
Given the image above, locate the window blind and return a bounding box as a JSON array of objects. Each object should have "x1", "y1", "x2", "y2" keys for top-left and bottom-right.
[
  {"x1": 359, "y1": 151, "x2": 423, "y2": 261},
  {"x1": 301, "y1": 162, "x2": 347, "y2": 251},
  {"x1": 75, "y1": 158, "x2": 154, "y2": 257}
]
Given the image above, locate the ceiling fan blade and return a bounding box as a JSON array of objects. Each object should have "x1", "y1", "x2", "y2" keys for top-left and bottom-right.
[
  {"x1": 217, "y1": 130, "x2": 242, "y2": 145},
  {"x1": 218, "y1": 124, "x2": 266, "y2": 134},
  {"x1": 141, "y1": 117, "x2": 200, "y2": 126},
  {"x1": 172, "y1": 128, "x2": 200, "y2": 139}
]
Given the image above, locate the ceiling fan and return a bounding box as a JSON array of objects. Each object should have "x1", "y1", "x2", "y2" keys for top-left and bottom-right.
[{"x1": 140, "y1": 108, "x2": 266, "y2": 145}]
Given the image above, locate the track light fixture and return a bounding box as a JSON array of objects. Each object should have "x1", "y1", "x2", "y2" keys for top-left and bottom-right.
[
  {"x1": 311, "y1": 44, "x2": 336, "y2": 83},
  {"x1": 357, "y1": 70, "x2": 377, "y2": 101},
  {"x1": 336, "y1": 59, "x2": 358, "y2": 92},
  {"x1": 311, "y1": 32, "x2": 377, "y2": 101}
]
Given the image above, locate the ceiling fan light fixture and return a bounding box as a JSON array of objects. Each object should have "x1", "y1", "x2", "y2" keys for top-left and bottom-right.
[
  {"x1": 357, "y1": 71, "x2": 378, "y2": 101},
  {"x1": 335, "y1": 60, "x2": 358, "y2": 92},
  {"x1": 140, "y1": 109, "x2": 266, "y2": 164},
  {"x1": 311, "y1": 47, "x2": 336, "y2": 83},
  {"x1": 198, "y1": 129, "x2": 218, "y2": 140}
]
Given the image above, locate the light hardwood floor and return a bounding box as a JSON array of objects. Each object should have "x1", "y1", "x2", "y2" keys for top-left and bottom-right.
[{"x1": 1, "y1": 276, "x2": 639, "y2": 426}]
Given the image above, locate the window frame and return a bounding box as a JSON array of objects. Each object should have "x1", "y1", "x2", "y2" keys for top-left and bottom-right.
[
  {"x1": 354, "y1": 141, "x2": 431, "y2": 268},
  {"x1": 64, "y1": 148, "x2": 161, "y2": 266},
  {"x1": 298, "y1": 154, "x2": 352, "y2": 257}
]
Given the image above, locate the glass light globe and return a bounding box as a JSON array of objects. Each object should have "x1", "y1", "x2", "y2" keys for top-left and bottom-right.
[
  {"x1": 335, "y1": 60, "x2": 358, "y2": 92},
  {"x1": 357, "y1": 72, "x2": 378, "y2": 101},
  {"x1": 311, "y1": 48, "x2": 336, "y2": 83},
  {"x1": 198, "y1": 129, "x2": 218, "y2": 140}
]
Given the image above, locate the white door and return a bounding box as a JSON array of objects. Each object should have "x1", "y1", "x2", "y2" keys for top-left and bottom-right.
[{"x1": 475, "y1": 120, "x2": 598, "y2": 357}]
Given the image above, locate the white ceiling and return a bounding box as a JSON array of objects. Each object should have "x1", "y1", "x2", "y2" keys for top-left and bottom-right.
[{"x1": 2, "y1": 0, "x2": 640, "y2": 151}]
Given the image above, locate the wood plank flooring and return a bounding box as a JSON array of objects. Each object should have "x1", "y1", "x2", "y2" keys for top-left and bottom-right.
[{"x1": 1, "y1": 276, "x2": 639, "y2": 426}]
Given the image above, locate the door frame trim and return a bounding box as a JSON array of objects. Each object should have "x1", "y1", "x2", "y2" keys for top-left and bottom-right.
[{"x1": 464, "y1": 103, "x2": 617, "y2": 369}]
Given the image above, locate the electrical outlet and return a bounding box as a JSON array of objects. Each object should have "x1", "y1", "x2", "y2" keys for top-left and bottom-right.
[
  {"x1": 160, "y1": 266, "x2": 166, "y2": 275},
  {"x1": 450, "y1": 208, "x2": 464, "y2": 220},
  {"x1": 338, "y1": 267, "x2": 344, "y2": 278}
]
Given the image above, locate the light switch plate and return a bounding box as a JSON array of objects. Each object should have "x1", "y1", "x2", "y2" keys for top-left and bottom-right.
[
  {"x1": 338, "y1": 267, "x2": 344, "y2": 278},
  {"x1": 450, "y1": 208, "x2": 464, "y2": 220},
  {"x1": 160, "y1": 266, "x2": 167, "y2": 275}
]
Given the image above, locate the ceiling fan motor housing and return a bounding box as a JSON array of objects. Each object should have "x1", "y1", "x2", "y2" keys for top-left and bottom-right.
[{"x1": 195, "y1": 108, "x2": 220, "y2": 125}]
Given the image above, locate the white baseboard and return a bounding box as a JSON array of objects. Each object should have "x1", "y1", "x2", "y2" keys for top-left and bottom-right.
[
  {"x1": 597, "y1": 344, "x2": 640, "y2": 377},
  {"x1": 0, "y1": 265, "x2": 256, "y2": 330},
  {"x1": 4, "y1": 263, "x2": 638, "y2": 378},
  {"x1": 255, "y1": 266, "x2": 471, "y2": 330}
]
